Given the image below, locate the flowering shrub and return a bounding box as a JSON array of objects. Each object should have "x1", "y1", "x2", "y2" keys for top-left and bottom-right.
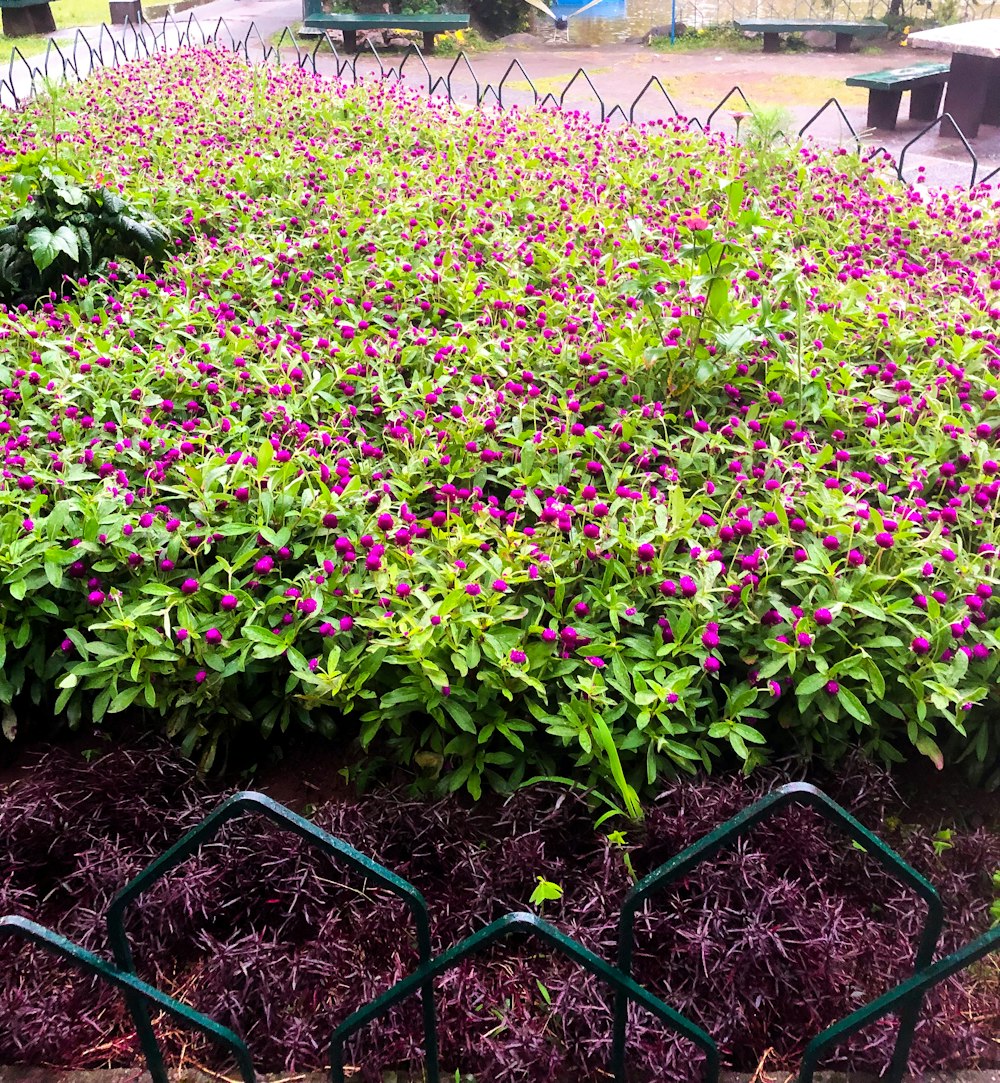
[{"x1": 1, "y1": 51, "x2": 1000, "y2": 795}]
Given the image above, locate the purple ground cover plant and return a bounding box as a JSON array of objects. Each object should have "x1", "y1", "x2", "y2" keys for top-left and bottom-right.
[
  {"x1": 0, "y1": 745, "x2": 997, "y2": 1079},
  {"x1": 1, "y1": 53, "x2": 1000, "y2": 797}
]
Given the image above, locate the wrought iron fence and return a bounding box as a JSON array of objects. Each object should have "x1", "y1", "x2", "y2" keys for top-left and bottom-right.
[
  {"x1": 1, "y1": 783, "x2": 997, "y2": 1083},
  {"x1": 1, "y1": 12, "x2": 998, "y2": 188}
]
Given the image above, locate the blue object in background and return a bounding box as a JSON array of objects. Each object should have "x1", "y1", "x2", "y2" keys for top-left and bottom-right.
[{"x1": 549, "y1": 0, "x2": 626, "y2": 19}]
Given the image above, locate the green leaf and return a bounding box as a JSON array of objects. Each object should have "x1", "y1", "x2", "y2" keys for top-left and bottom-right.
[
  {"x1": 26, "y1": 226, "x2": 59, "y2": 271},
  {"x1": 839, "y1": 688, "x2": 871, "y2": 726}
]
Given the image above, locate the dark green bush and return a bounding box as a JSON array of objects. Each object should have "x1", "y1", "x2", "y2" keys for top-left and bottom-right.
[
  {"x1": 0, "y1": 153, "x2": 169, "y2": 307},
  {"x1": 466, "y1": 0, "x2": 525, "y2": 36}
]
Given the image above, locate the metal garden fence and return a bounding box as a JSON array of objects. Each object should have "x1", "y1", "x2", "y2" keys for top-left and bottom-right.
[
  {"x1": 1, "y1": 783, "x2": 997, "y2": 1083},
  {"x1": 0, "y1": 13, "x2": 999, "y2": 187}
]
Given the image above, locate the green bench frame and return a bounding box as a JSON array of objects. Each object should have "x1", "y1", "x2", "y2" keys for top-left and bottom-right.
[
  {"x1": 736, "y1": 18, "x2": 887, "y2": 53},
  {"x1": 846, "y1": 62, "x2": 950, "y2": 130},
  {"x1": 300, "y1": 1, "x2": 469, "y2": 52}
]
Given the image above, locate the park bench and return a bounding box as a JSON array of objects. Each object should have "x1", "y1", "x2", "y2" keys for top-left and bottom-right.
[
  {"x1": 300, "y1": 1, "x2": 470, "y2": 52},
  {"x1": 845, "y1": 61, "x2": 950, "y2": 130},
  {"x1": 735, "y1": 17, "x2": 887, "y2": 53},
  {"x1": 1, "y1": 0, "x2": 57, "y2": 37}
]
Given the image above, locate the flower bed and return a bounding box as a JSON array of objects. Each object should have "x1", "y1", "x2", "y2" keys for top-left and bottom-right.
[{"x1": 1, "y1": 50, "x2": 1000, "y2": 796}]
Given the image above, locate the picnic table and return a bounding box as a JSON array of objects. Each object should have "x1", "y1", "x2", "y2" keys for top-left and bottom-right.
[
  {"x1": 907, "y1": 19, "x2": 1000, "y2": 139},
  {"x1": 735, "y1": 18, "x2": 887, "y2": 53}
]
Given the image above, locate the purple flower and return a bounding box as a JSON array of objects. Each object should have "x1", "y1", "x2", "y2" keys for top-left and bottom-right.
[
  {"x1": 701, "y1": 622, "x2": 720, "y2": 648},
  {"x1": 703, "y1": 656, "x2": 721, "y2": 673},
  {"x1": 205, "y1": 628, "x2": 222, "y2": 645},
  {"x1": 16, "y1": 475, "x2": 34, "y2": 490},
  {"x1": 911, "y1": 636, "x2": 931, "y2": 655},
  {"x1": 396, "y1": 583, "x2": 412, "y2": 598},
  {"x1": 339, "y1": 616, "x2": 354, "y2": 631},
  {"x1": 220, "y1": 594, "x2": 239, "y2": 612},
  {"x1": 875, "y1": 532, "x2": 894, "y2": 549},
  {"x1": 824, "y1": 680, "x2": 840, "y2": 695},
  {"x1": 465, "y1": 583, "x2": 481, "y2": 596},
  {"x1": 492, "y1": 579, "x2": 509, "y2": 592},
  {"x1": 586, "y1": 656, "x2": 606, "y2": 668},
  {"x1": 814, "y1": 608, "x2": 833, "y2": 626},
  {"x1": 180, "y1": 578, "x2": 199, "y2": 595},
  {"x1": 636, "y1": 543, "x2": 655, "y2": 561},
  {"x1": 87, "y1": 590, "x2": 105, "y2": 606},
  {"x1": 510, "y1": 649, "x2": 527, "y2": 664},
  {"x1": 255, "y1": 555, "x2": 274, "y2": 574}
]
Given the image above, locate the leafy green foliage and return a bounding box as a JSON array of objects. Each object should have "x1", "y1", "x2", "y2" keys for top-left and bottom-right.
[
  {"x1": 2, "y1": 54, "x2": 1000, "y2": 801},
  {"x1": 0, "y1": 153, "x2": 170, "y2": 306}
]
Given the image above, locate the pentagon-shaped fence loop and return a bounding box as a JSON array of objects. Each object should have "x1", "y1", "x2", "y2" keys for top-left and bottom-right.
[
  {"x1": 538, "y1": 91, "x2": 559, "y2": 111},
  {"x1": 480, "y1": 82, "x2": 501, "y2": 109},
  {"x1": 0, "y1": 916, "x2": 255, "y2": 1083},
  {"x1": 107, "y1": 791, "x2": 439, "y2": 1083},
  {"x1": 329, "y1": 911, "x2": 718, "y2": 1083},
  {"x1": 897, "y1": 112, "x2": 977, "y2": 189},
  {"x1": 357, "y1": 37, "x2": 390, "y2": 79},
  {"x1": 399, "y1": 44, "x2": 432, "y2": 94},
  {"x1": 186, "y1": 12, "x2": 209, "y2": 47},
  {"x1": 800, "y1": 926, "x2": 1000, "y2": 1083},
  {"x1": 797, "y1": 96, "x2": 859, "y2": 149},
  {"x1": 628, "y1": 75, "x2": 679, "y2": 123},
  {"x1": 705, "y1": 85, "x2": 752, "y2": 129},
  {"x1": 212, "y1": 18, "x2": 239, "y2": 52},
  {"x1": 243, "y1": 22, "x2": 275, "y2": 66},
  {"x1": 613, "y1": 782, "x2": 943, "y2": 1083},
  {"x1": 497, "y1": 58, "x2": 537, "y2": 108},
  {"x1": 98, "y1": 22, "x2": 128, "y2": 66},
  {"x1": 559, "y1": 67, "x2": 605, "y2": 122},
  {"x1": 42, "y1": 38, "x2": 72, "y2": 82},
  {"x1": 273, "y1": 26, "x2": 303, "y2": 68},
  {"x1": 446, "y1": 52, "x2": 480, "y2": 106},
  {"x1": 604, "y1": 103, "x2": 628, "y2": 126},
  {"x1": 71, "y1": 28, "x2": 97, "y2": 79}
]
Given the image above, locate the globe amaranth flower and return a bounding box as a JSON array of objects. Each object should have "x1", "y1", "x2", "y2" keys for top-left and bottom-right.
[
  {"x1": 87, "y1": 590, "x2": 106, "y2": 606},
  {"x1": 814, "y1": 608, "x2": 833, "y2": 626},
  {"x1": 220, "y1": 594, "x2": 239, "y2": 612},
  {"x1": 586, "y1": 656, "x2": 606, "y2": 668},
  {"x1": 636, "y1": 543, "x2": 655, "y2": 561},
  {"x1": 180, "y1": 578, "x2": 199, "y2": 595},
  {"x1": 205, "y1": 628, "x2": 223, "y2": 645},
  {"x1": 465, "y1": 583, "x2": 481, "y2": 596},
  {"x1": 510, "y1": 649, "x2": 527, "y2": 664},
  {"x1": 911, "y1": 636, "x2": 931, "y2": 655}
]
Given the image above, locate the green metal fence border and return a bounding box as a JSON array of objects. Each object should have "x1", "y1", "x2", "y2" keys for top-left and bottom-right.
[
  {"x1": 328, "y1": 910, "x2": 718, "y2": 1083},
  {"x1": 105, "y1": 791, "x2": 439, "y2": 1083},
  {"x1": 2, "y1": 784, "x2": 996, "y2": 1083},
  {"x1": 0, "y1": 915, "x2": 255, "y2": 1083},
  {"x1": 800, "y1": 926, "x2": 1000, "y2": 1081},
  {"x1": 613, "y1": 782, "x2": 944, "y2": 1083}
]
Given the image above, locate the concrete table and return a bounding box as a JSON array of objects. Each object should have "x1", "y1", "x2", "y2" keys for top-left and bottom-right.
[{"x1": 908, "y1": 19, "x2": 1000, "y2": 138}]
